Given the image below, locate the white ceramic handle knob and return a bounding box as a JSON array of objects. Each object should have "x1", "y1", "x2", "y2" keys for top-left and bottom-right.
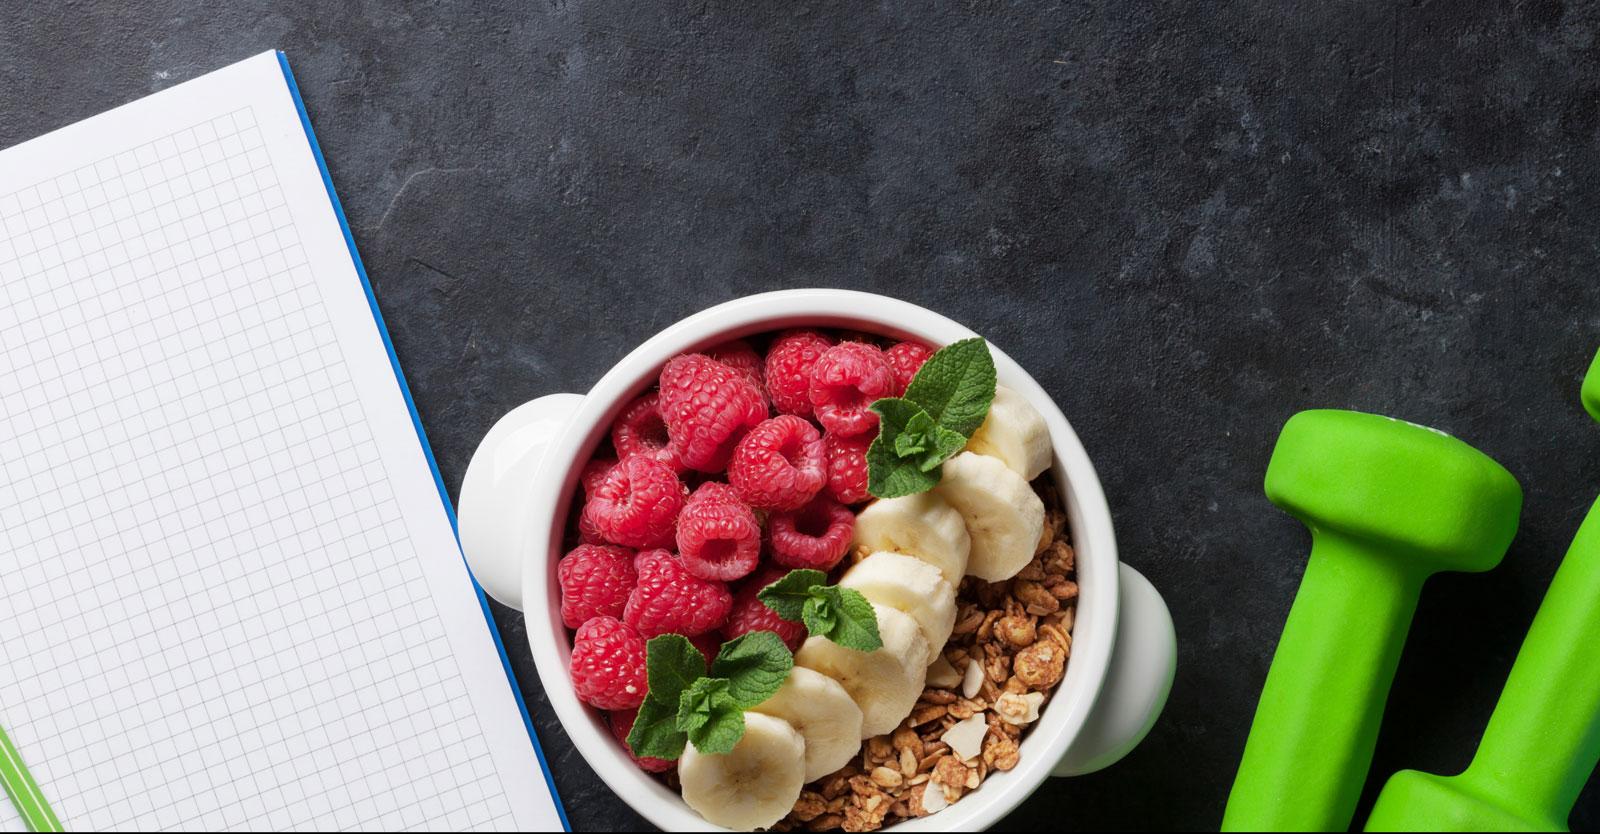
[
  {"x1": 1053, "y1": 562, "x2": 1176, "y2": 776},
  {"x1": 457, "y1": 393, "x2": 584, "y2": 611}
]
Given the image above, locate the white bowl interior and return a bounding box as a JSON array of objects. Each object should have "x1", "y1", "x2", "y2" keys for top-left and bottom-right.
[{"x1": 523, "y1": 290, "x2": 1119, "y2": 832}]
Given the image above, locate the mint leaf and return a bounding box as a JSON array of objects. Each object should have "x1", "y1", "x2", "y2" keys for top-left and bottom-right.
[
  {"x1": 903, "y1": 338, "x2": 997, "y2": 436},
  {"x1": 686, "y1": 700, "x2": 746, "y2": 756},
  {"x1": 758, "y1": 569, "x2": 828, "y2": 621},
  {"x1": 868, "y1": 398, "x2": 946, "y2": 498},
  {"x1": 761, "y1": 570, "x2": 883, "y2": 652},
  {"x1": 801, "y1": 594, "x2": 840, "y2": 636},
  {"x1": 867, "y1": 434, "x2": 941, "y2": 498},
  {"x1": 711, "y1": 631, "x2": 794, "y2": 708},
  {"x1": 627, "y1": 696, "x2": 687, "y2": 760},
  {"x1": 816, "y1": 587, "x2": 883, "y2": 651},
  {"x1": 923, "y1": 424, "x2": 968, "y2": 472},
  {"x1": 801, "y1": 587, "x2": 882, "y2": 652},
  {"x1": 645, "y1": 633, "x2": 707, "y2": 706},
  {"x1": 676, "y1": 677, "x2": 732, "y2": 735}
]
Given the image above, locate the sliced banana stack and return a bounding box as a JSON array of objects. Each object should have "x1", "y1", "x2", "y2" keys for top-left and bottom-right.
[
  {"x1": 851, "y1": 491, "x2": 971, "y2": 585},
  {"x1": 838, "y1": 552, "x2": 956, "y2": 666},
  {"x1": 934, "y1": 451, "x2": 1045, "y2": 582},
  {"x1": 795, "y1": 603, "x2": 929, "y2": 737},
  {"x1": 678, "y1": 711, "x2": 807, "y2": 830},
  {"x1": 965, "y1": 384, "x2": 1052, "y2": 480},
  {"x1": 748, "y1": 666, "x2": 864, "y2": 782}
]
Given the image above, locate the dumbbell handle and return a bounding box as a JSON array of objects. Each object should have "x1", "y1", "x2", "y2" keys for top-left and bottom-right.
[
  {"x1": 1455, "y1": 497, "x2": 1600, "y2": 823},
  {"x1": 1223, "y1": 530, "x2": 1425, "y2": 832}
]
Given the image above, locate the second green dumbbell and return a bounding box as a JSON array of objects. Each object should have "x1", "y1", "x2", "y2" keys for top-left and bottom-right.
[
  {"x1": 1365, "y1": 351, "x2": 1600, "y2": 832},
  {"x1": 1223, "y1": 410, "x2": 1523, "y2": 832}
]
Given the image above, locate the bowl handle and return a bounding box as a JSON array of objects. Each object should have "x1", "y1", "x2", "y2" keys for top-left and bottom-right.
[
  {"x1": 1052, "y1": 562, "x2": 1176, "y2": 776},
  {"x1": 458, "y1": 393, "x2": 585, "y2": 612}
]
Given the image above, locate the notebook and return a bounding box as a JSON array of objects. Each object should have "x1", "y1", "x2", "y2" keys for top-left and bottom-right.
[{"x1": 0, "y1": 51, "x2": 566, "y2": 831}]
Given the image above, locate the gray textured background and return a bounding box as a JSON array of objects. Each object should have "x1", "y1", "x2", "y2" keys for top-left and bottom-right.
[{"x1": 5, "y1": 0, "x2": 1600, "y2": 830}]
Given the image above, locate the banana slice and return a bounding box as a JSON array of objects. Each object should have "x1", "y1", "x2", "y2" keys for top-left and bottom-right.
[
  {"x1": 838, "y1": 552, "x2": 956, "y2": 666},
  {"x1": 934, "y1": 452, "x2": 1045, "y2": 582},
  {"x1": 678, "y1": 711, "x2": 807, "y2": 830},
  {"x1": 795, "y1": 603, "x2": 930, "y2": 737},
  {"x1": 965, "y1": 384, "x2": 1053, "y2": 480},
  {"x1": 852, "y1": 492, "x2": 971, "y2": 585},
  {"x1": 749, "y1": 666, "x2": 865, "y2": 782}
]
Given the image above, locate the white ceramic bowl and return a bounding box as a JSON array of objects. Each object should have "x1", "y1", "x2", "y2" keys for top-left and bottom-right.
[{"x1": 458, "y1": 289, "x2": 1175, "y2": 831}]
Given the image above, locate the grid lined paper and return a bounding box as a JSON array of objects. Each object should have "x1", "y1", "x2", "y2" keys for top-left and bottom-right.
[{"x1": 0, "y1": 54, "x2": 553, "y2": 832}]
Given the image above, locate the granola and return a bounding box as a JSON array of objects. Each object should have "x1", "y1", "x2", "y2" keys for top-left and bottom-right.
[{"x1": 773, "y1": 481, "x2": 1076, "y2": 832}]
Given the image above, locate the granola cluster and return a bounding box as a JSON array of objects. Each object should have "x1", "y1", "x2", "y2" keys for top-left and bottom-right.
[{"x1": 773, "y1": 483, "x2": 1077, "y2": 832}]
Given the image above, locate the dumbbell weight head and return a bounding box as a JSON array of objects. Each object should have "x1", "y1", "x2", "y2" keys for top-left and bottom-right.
[
  {"x1": 1368, "y1": 769, "x2": 1561, "y2": 832},
  {"x1": 1266, "y1": 410, "x2": 1521, "y2": 573}
]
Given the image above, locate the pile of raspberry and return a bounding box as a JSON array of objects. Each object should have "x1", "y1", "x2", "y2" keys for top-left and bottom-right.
[{"x1": 557, "y1": 329, "x2": 933, "y2": 771}]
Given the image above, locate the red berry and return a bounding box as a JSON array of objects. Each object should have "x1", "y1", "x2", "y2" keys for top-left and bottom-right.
[
  {"x1": 764, "y1": 329, "x2": 834, "y2": 417},
  {"x1": 611, "y1": 393, "x2": 683, "y2": 471},
  {"x1": 808, "y1": 342, "x2": 896, "y2": 437},
  {"x1": 689, "y1": 632, "x2": 723, "y2": 666},
  {"x1": 658, "y1": 354, "x2": 769, "y2": 472},
  {"x1": 767, "y1": 495, "x2": 856, "y2": 571},
  {"x1": 625, "y1": 549, "x2": 733, "y2": 637},
  {"x1": 582, "y1": 455, "x2": 687, "y2": 549},
  {"x1": 705, "y1": 339, "x2": 765, "y2": 393},
  {"x1": 676, "y1": 483, "x2": 762, "y2": 581},
  {"x1": 577, "y1": 459, "x2": 617, "y2": 543},
  {"x1": 724, "y1": 568, "x2": 806, "y2": 651},
  {"x1": 609, "y1": 708, "x2": 674, "y2": 773},
  {"x1": 884, "y1": 341, "x2": 933, "y2": 395},
  {"x1": 558, "y1": 544, "x2": 638, "y2": 629},
  {"x1": 570, "y1": 615, "x2": 647, "y2": 710},
  {"x1": 728, "y1": 415, "x2": 827, "y2": 511},
  {"x1": 823, "y1": 431, "x2": 872, "y2": 504},
  {"x1": 580, "y1": 457, "x2": 617, "y2": 496}
]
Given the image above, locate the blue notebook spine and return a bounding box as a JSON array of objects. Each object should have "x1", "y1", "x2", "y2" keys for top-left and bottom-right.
[{"x1": 274, "y1": 50, "x2": 570, "y2": 832}]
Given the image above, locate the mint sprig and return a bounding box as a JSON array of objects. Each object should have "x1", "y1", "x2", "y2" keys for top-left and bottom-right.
[
  {"x1": 866, "y1": 337, "x2": 997, "y2": 499},
  {"x1": 625, "y1": 632, "x2": 794, "y2": 760},
  {"x1": 758, "y1": 569, "x2": 883, "y2": 652}
]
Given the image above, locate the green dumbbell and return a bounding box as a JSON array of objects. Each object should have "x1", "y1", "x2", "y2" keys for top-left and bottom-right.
[
  {"x1": 1365, "y1": 352, "x2": 1600, "y2": 832},
  {"x1": 1223, "y1": 410, "x2": 1523, "y2": 832}
]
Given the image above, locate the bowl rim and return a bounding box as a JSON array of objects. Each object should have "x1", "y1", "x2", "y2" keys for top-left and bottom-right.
[{"x1": 519, "y1": 289, "x2": 1120, "y2": 831}]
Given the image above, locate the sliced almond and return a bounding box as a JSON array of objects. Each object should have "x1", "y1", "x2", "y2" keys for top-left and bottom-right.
[
  {"x1": 961, "y1": 658, "x2": 984, "y2": 699},
  {"x1": 926, "y1": 656, "x2": 962, "y2": 689},
  {"x1": 940, "y1": 713, "x2": 988, "y2": 762}
]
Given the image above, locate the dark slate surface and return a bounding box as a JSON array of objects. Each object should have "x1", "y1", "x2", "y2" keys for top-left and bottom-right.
[{"x1": 5, "y1": 1, "x2": 1600, "y2": 830}]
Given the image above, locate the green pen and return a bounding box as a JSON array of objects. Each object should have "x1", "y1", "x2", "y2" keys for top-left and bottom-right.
[{"x1": 0, "y1": 723, "x2": 61, "y2": 832}]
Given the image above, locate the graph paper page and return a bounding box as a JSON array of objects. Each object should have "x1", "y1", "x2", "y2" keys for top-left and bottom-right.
[{"x1": 0, "y1": 52, "x2": 561, "y2": 831}]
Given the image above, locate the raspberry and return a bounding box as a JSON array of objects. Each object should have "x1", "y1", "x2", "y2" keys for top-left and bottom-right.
[
  {"x1": 625, "y1": 549, "x2": 733, "y2": 637},
  {"x1": 570, "y1": 615, "x2": 647, "y2": 710},
  {"x1": 764, "y1": 329, "x2": 834, "y2": 417},
  {"x1": 675, "y1": 482, "x2": 762, "y2": 581},
  {"x1": 808, "y1": 342, "x2": 896, "y2": 437},
  {"x1": 580, "y1": 457, "x2": 617, "y2": 496},
  {"x1": 724, "y1": 568, "x2": 806, "y2": 651},
  {"x1": 768, "y1": 495, "x2": 856, "y2": 571},
  {"x1": 728, "y1": 416, "x2": 827, "y2": 511},
  {"x1": 884, "y1": 340, "x2": 933, "y2": 395},
  {"x1": 581, "y1": 454, "x2": 687, "y2": 549},
  {"x1": 558, "y1": 544, "x2": 638, "y2": 629},
  {"x1": 705, "y1": 339, "x2": 765, "y2": 393},
  {"x1": 658, "y1": 354, "x2": 769, "y2": 472},
  {"x1": 611, "y1": 393, "x2": 683, "y2": 471},
  {"x1": 823, "y1": 431, "x2": 872, "y2": 504},
  {"x1": 577, "y1": 458, "x2": 617, "y2": 544},
  {"x1": 690, "y1": 632, "x2": 723, "y2": 666},
  {"x1": 609, "y1": 708, "x2": 674, "y2": 773}
]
